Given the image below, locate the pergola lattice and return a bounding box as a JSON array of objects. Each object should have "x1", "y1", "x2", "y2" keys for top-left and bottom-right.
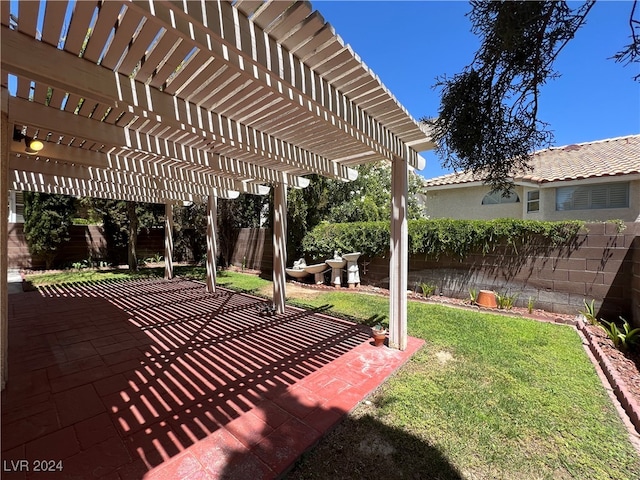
[{"x1": 0, "y1": 0, "x2": 434, "y2": 389}]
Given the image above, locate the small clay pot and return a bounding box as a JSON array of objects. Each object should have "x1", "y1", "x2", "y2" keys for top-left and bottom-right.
[
  {"x1": 372, "y1": 329, "x2": 387, "y2": 347},
  {"x1": 476, "y1": 290, "x2": 497, "y2": 308}
]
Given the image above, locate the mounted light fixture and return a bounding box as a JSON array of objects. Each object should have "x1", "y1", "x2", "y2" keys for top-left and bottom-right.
[{"x1": 13, "y1": 127, "x2": 44, "y2": 154}]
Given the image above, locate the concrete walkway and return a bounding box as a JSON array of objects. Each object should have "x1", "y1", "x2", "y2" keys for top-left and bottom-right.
[
  {"x1": 1, "y1": 278, "x2": 422, "y2": 479},
  {"x1": 7, "y1": 269, "x2": 23, "y2": 294}
]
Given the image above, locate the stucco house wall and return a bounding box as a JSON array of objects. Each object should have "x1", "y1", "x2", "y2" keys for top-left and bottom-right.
[
  {"x1": 424, "y1": 178, "x2": 639, "y2": 222},
  {"x1": 423, "y1": 185, "x2": 525, "y2": 220}
]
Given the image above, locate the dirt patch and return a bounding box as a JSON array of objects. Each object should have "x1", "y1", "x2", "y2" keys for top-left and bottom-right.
[
  {"x1": 435, "y1": 351, "x2": 454, "y2": 365},
  {"x1": 255, "y1": 282, "x2": 323, "y2": 300}
]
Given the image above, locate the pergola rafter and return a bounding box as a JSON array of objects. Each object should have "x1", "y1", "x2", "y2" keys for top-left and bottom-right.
[{"x1": 2, "y1": 34, "x2": 354, "y2": 184}]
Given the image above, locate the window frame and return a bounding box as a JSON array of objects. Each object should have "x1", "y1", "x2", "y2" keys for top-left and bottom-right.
[{"x1": 526, "y1": 190, "x2": 540, "y2": 213}]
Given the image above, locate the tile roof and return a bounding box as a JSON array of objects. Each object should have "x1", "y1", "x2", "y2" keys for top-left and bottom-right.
[{"x1": 424, "y1": 134, "x2": 640, "y2": 187}]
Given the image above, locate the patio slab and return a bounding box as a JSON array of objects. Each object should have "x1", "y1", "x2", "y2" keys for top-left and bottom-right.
[{"x1": 1, "y1": 278, "x2": 423, "y2": 479}]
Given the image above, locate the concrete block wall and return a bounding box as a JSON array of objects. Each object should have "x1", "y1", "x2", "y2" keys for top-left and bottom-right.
[
  {"x1": 226, "y1": 223, "x2": 638, "y2": 319},
  {"x1": 633, "y1": 235, "x2": 640, "y2": 327},
  {"x1": 363, "y1": 222, "x2": 638, "y2": 319},
  {"x1": 10, "y1": 221, "x2": 638, "y2": 323}
]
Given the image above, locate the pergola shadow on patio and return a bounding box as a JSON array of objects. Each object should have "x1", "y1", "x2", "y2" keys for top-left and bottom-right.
[{"x1": 1, "y1": 278, "x2": 422, "y2": 479}]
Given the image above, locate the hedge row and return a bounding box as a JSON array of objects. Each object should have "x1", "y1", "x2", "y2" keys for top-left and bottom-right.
[{"x1": 302, "y1": 218, "x2": 586, "y2": 261}]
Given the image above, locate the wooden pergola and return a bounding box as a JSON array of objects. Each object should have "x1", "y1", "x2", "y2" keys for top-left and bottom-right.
[{"x1": 0, "y1": 0, "x2": 434, "y2": 389}]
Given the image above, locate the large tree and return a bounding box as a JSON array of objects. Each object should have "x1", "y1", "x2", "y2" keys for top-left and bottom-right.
[
  {"x1": 23, "y1": 192, "x2": 76, "y2": 269},
  {"x1": 88, "y1": 199, "x2": 163, "y2": 270},
  {"x1": 428, "y1": 0, "x2": 639, "y2": 193},
  {"x1": 173, "y1": 202, "x2": 207, "y2": 264}
]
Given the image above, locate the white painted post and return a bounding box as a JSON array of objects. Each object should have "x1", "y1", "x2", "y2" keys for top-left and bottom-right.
[
  {"x1": 164, "y1": 203, "x2": 174, "y2": 280},
  {"x1": 389, "y1": 151, "x2": 409, "y2": 350},
  {"x1": 206, "y1": 194, "x2": 218, "y2": 292},
  {"x1": 1, "y1": 92, "x2": 9, "y2": 389},
  {"x1": 272, "y1": 178, "x2": 288, "y2": 314}
]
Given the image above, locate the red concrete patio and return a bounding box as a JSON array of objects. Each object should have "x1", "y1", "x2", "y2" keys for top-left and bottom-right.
[{"x1": 1, "y1": 278, "x2": 423, "y2": 479}]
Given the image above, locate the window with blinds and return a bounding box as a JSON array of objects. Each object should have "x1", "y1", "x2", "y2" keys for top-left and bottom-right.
[{"x1": 556, "y1": 183, "x2": 629, "y2": 211}]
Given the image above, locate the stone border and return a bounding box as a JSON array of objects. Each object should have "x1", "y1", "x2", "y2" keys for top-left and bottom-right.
[{"x1": 577, "y1": 322, "x2": 640, "y2": 435}]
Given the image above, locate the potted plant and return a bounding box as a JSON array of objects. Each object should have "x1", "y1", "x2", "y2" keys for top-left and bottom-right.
[{"x1": 371, "y1": 324, "x2": 387, "y2": 347}]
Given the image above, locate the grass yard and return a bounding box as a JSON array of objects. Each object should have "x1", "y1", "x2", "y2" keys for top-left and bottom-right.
[
  {"x1": 286, "y1": 293, "x2": 640, "y2": 479},
  {"x1": 24, "y1": 268, "x2": 640, "y2": 479}
]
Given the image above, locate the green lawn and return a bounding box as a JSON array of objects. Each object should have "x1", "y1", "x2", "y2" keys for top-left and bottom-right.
[{"x1": 24, "y1": 268, "x2": 640, "y2": 478}]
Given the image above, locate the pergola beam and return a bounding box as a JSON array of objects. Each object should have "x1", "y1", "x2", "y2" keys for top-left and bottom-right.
[
  {"x1": 9, "y1": 169, "x2": 221, "y2": 205},
  {"x1": 6, "y1": 95, "x2": 312, "y2": 189},
  {"x1": 7, "y1": 142, "x2": 270, "y2": 196},
  {"x1": 8, "y1": 155, "x2": 254, "y2": 201}
]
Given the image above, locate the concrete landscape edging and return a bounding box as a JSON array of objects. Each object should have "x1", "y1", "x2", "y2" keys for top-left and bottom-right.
[{"x1": 577, "y1": 322, "x2": 640, "y2": 435}]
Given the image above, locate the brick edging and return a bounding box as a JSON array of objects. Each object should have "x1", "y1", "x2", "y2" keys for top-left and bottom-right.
[{"x1": 577, "y1": 322, "x2": 640, "y2": 435}]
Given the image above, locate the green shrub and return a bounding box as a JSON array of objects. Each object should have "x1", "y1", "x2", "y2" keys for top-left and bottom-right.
[
  {"x1": 468, "y1": 288, "x2": 479, "y2": 304},
  {"x1": 408, "y1": 218, "x2": 585, "y2": 259},
  {"x1": 23, "y1": 192, "x2": 77, "y2": 269},
  {"x1": 302, "y1": 221, "x2": 389, "y2": 260},
  {"x1": 496, "y1": 291, "x2": 518, "y2": 310},
  {"x1": 527, "y1": 296, "x2": 536, "y2": 314},
  {"x1": 419, "y1": 282, "x2": 437, "y2": 297},
  {"x1": 302, "y1": 218, "x2": 585, "y2": 261},
  {"x1": 579, "y1": 299, "x2": 598, "y2": 325},
  {"x1": 599, "y1": 317, "x2": 640, "y2": 352}
]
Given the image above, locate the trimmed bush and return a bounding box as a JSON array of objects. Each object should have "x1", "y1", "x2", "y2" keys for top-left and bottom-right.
[{"x1": 302, "y1": 218, "x2": 586, "y2": 260}]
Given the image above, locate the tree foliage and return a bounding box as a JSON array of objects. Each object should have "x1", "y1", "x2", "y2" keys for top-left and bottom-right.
[
  {"x1": 87, "y1": 199, "x2": 163, "y2": 268},
  {"x1": 286, "y1": 161, "x2": 426, "y2": 258},
  {"x1": 612, "y1": 0, "x2": 640, "y2": 80},
  {"x1": 173, "y1": 203, "x2": 207, "y2": 264},
  {"x1": 428, "y1": 0, "x2": 639, "y2": 193},
  {"x1": 23, "y1": 192, "x2": 76, "y2": 269}
]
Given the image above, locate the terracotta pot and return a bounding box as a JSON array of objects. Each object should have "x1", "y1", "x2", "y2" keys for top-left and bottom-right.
[
  {"x1": 372, "y1": 329, "x2": 387, "y2": 347},
  {"x1": 476, "y1": 290, "x2": 497, "y2": 308}
]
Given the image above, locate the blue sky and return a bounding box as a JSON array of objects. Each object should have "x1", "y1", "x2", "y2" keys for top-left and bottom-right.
[{"x1": 314, "y1": 1, "x2": 640, "y2": 179}]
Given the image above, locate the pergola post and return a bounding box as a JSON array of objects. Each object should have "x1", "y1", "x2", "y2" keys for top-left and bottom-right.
[
  {"x1": 206, "y1": 194, "x2": 218, "y2": 292},
  {"x1": 272, "y1": 179, "x2": 288, "y2": 314},
  {"x1": 1, "y1": 90, "x2": 9, "y2": 389},
  {"x1": 389, "y1": 152, "x2": 409, "y2": 350},
  {"x1": 164, "y1": 203, "x2": 174, "y2": 280}
]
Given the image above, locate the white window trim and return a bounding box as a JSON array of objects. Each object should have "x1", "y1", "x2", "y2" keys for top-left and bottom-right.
[
  {"x1": 526, "y1": 190, "x2": 540, "y2": 213},
  {"x1": 8, "y1": 190, "x2": 24, "y2": 223}
]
